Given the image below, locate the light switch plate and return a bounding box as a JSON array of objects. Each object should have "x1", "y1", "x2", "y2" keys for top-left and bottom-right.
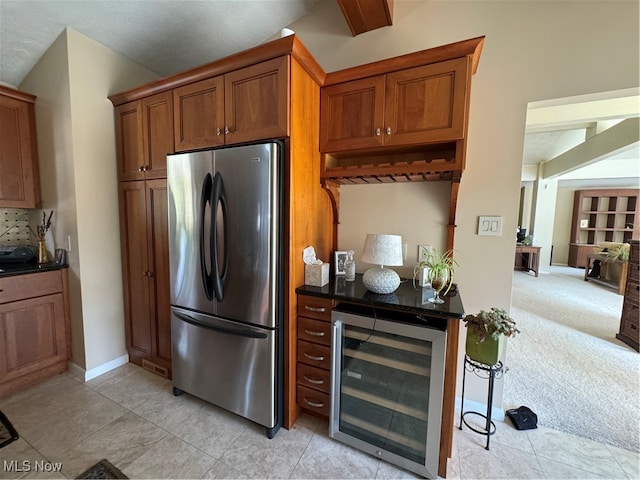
[
  {"x1": 478, "y1": 216, "x2": 503, "y2": 236},
  {"x1": 418, "y1": 244, "x2": 432, "y2": 262}
]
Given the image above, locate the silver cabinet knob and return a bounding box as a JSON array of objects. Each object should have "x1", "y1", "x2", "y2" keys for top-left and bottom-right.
[
  {"x1": 386, "y1": 127, "x2": 391, "y2": 135},
  {"x1": 216, "y1": 128, "x2": 221, "y2": 136},
  {"x1": 375, "y1": 128, "x2": 381, "y2": 136}
]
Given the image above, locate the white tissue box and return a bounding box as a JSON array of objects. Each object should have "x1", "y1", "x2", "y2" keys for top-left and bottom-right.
[{"x1": 305, "y1": 263, "x2": 329, "y2": 287}]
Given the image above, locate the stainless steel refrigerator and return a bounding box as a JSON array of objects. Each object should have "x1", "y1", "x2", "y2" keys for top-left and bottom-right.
[{"x1": 167, "y1": 141, "x2": 283, "y2": 438}]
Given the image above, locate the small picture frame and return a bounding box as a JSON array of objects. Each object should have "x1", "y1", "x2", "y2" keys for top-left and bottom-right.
[
  {"x1": 334, "y1": 251, "x2": 347, "y2": 276},
  {"x1": 54, "y1": 248, "x2": 67, "y2": 265}
]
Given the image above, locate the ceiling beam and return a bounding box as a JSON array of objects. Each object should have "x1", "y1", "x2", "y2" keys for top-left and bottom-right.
[
  {"x1": 336, "y1": 0, "x2": 393, "y2": 36},
  {"x1": 541, "y1": 117, "x2": 639, "y2": 179}
]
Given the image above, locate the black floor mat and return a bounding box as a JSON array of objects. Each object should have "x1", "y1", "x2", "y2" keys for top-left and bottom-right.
[
  {"x1": 0, "y1": 410, "x2": 19, "y2": 448},
  {"x1": 76, "y1": 459, "x2": 128, "y2": 479}
]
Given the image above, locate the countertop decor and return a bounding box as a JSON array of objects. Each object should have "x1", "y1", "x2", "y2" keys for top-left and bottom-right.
[{"x1": 296, "y1": 273, "x2": 465, "y2": 320}]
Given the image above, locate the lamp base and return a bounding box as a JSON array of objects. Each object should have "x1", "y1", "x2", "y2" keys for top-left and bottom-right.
[{"x1": 362, "y1": 266, "x2": 400, "y2": 294}]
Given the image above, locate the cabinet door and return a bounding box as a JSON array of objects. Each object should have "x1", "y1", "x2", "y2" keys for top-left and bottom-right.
[
  {"x1": 320, "y1": 75, "x2": 385, "y2": 152},
  {"x1": 0, "y1": 293, "x2": 66, "y2": 390},
  {"x1": 384, "y1": 57, "x2": 469, "y2": 146},
  {"x1": 0, "y1": 93, "x2": 41, "y2": 208},
  {"x1": 225, "y1": 56, "x2": 289, "y2": 145},
  {"x1": 146, "y1": 179, "x2": 171, "y2": 370},
  {"x1": 173, "y1": 76, "x2": 225, "y2": 151},
  {"x1": 118, "y1": 181, "x2": 152, "y2": 362},
  {"x1": 142, "y1": 92, "x2": 174, "y2": 179},
  {"x1": 114, "y1": 101, "x2": 145, "y2": 181}
]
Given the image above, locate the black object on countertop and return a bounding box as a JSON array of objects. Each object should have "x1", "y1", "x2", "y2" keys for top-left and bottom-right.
[{"x1": 0, "y1": 259, "x2": 68, "y2": 278}]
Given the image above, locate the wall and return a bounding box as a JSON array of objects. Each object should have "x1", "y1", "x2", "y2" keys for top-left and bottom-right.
[
  {"x1": 289, "y1": 0, "x2": 639, "y2": 406},
  {"x1": 552, "y1": 188, "x2": 575, "y2": 265},
  {"x1": 20, "y1": 28, "x2": 159, "y2": 373}
]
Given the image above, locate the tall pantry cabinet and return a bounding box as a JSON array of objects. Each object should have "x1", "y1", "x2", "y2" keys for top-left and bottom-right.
[
  {"x1": 110, "y1": 37, "x2": 335, "y2": 415},
  {"x1": 114, "y1": 92, "x2": 173, "y2": 377}
]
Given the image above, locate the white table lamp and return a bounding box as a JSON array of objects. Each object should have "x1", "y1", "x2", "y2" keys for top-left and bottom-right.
[{"x1": 361, "y1": 233, "x2": 403, "y2": 294}]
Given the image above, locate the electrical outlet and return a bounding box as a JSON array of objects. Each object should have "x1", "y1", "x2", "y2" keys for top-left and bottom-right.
[{"x1": 418, "y1": 244, "x2": 432, "y2": 262}]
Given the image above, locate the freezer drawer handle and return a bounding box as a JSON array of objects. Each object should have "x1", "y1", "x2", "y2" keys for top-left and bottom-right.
[
  {"x1": 303, "y1": 397, "x2": 324, "y2": 408},
  {"x1": 304, "y1": 329, "x2": 325, "y2": 337},
  {"x1": 175, "y1": 311, "x2": 267, "y2": 339},
  {"x1": 304, "y1": 352, "x2": 324, "y2": 362},
  {"x1": 303, "y1": 375, "x2": 324, "y2": 385},
  {"x1": 304, "y1": 306, "x2": 326, "y2": 313}
]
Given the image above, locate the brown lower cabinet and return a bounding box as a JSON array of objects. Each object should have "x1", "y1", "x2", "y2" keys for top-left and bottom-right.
[
  {"x1": 0, "y1": 269, "x2": 71, "y2": 397},
  {"x1": 295, "y1": 295, "x2": 334, "y2": 418},
  {"x1": 617, "y1": 240, "x2": 639, "y2": 351},
  {"x1": 118, "y1": 179, "x2": 171, "y2": 377}
]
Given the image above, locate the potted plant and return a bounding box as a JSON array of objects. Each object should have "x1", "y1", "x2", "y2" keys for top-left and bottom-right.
[
  {"x1": 607, "y1": 243, "x2": 630, "y2": 262},
  {"x1": 413, "y1": 249, "x2": 457, "y2": 303},
  {"x1": 463, "y1": 307, "x2": 520, "y2": 366}
]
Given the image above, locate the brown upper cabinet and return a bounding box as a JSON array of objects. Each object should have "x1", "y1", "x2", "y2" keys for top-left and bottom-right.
[
  {"x1": 319, "y1": 36, "x2": 484, "y2": 185},
  {"x1": 0, "y1": 86, "x2": 41, "y2": 208},
  {"x1": 114, "y1": 90, "x2": 174, "y2": 182},
  {"x1": 321, "y1": 57, "x2": 469, "y2": 153},
  {"x1": 173, "y1": 56, "x2": 289, "y2": 151}
]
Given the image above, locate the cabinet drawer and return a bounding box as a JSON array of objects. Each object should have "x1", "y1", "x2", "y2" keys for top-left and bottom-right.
[
  {"x1": 297, "y1": 384, "x2": 330, "y2": 417},
  {"x1": 297, "y1": 340, "x2": 331, "y2": 370},
  {"x1": 298, "y1": 317, "x2": 331, "y2": 346},
  {"x1": 297, "y1": 295, "x2": 333, "y2": 322},
  {"x1": 624, "y1": 281, "x2": 639, "y2": 305},
  {"x1": 619, "y1": 315, "x2": 639, "y2": 342},
  {"x1": 621, "y1": 301, "x2": 639, "y2": 326},
  {"x1": 297, "y1": 362, "x2": 330, "y2": 394},
  {"x1": 0, "y1": 270, "x2": 62, "y2": 304}
]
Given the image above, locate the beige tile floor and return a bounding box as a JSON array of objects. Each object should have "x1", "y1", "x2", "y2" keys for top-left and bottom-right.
[{"x1": 0, "y1": 363, "x2": 638, "y2": 479}]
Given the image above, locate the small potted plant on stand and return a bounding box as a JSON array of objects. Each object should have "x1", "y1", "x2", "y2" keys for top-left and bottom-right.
[{"x1": 463, "y1": 307, "x2": 520, "y2": 366}]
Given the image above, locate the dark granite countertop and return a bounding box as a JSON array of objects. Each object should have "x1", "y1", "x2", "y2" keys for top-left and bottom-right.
[
  {"x1": 0, "y1": 260, "x2": 68, "y2": 278},
  {"x1": 295, "y1": 273, "x2": 465, "y2": 320}
]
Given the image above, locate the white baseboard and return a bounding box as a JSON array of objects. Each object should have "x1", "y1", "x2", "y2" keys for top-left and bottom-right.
[
  {"x1": 68, "y1": 354, "x2": 129, "y2": 382},
  {"x1": 456, "y1": 396, "x2": 505, "y2": 422}
]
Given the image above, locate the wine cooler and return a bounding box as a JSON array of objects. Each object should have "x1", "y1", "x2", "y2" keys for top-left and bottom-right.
[{"x1": 330, "y1": 304, "x2": 446, "y2": 478}]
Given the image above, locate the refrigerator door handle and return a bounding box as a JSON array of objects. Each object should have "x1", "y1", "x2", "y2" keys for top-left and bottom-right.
[
  {"x1": 212, "y1": 172, "x2": 228, "y2": 301},
  {"x1": 174, "y1": 311, "x2": 268, "y2": 339},
  {"x1": 199, "y1": 173, "x2": 214, "y2": 301}
]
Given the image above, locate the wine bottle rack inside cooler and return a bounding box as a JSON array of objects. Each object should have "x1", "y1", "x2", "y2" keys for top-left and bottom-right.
[{"x1": 330, "y1": 308, "x2": 446, "y2": 479}]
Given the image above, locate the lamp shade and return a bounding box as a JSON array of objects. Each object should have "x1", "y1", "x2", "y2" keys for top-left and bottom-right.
[
  {"x1": 361, "y1": 234, "x2": 403, "y2": 294},
  {"x1": 361, "y1": 234, "x2": 403, "y2": 266}
]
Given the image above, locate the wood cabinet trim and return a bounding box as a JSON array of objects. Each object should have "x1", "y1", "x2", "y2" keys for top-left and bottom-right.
[
  {"x1": 0, "y1": 85, "x2": 36, "y2": 103},
  {"x1": 337, "y1": 0, "x2": 394, "y2": 36},
  {"x1": 324, "y1": 36, "x2": 484, "y2": 86},
  {"x1": 109, "y1": 35, "x2": 325, "y2": 106}
]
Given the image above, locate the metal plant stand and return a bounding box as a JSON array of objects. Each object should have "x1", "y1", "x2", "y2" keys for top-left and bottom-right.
[{"x1": 459, "y1": 355, "x2": 504, "y2": 450}]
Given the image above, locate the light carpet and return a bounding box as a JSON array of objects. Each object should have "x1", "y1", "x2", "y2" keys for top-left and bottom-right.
[{"x1": 503, "y1": 266, "x2": 639, "y2": 453}]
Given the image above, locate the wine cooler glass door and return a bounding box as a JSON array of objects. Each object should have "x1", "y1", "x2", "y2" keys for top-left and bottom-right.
[{"x1": 330, "y1": 311, "x2": 446, "y2": 478}]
